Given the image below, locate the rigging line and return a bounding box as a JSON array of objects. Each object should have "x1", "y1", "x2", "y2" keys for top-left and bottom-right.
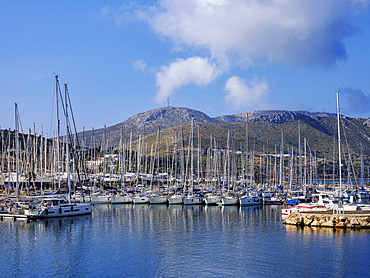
[{"x1": 341, "y1": 118, "x2": 357, "y2": 185}]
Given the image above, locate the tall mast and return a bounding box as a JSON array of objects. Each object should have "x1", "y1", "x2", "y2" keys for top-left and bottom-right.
[
  {"x1": 197, "y1": 125, "x2": 200, "y2": 186},
  {"x1": 336, "y1": 91, "x2": 342, "y2": 196},
  {"x1": 65, "y1": 83, "x2": 71, "y2": 201},
  {"x1": 15, "y1": 103, "x2": 19, "y2": 201},
  {"x1": 191, "y1": 117, "x2": 194, "y2": 193},
  {"x1": 279, "y1": 130, "x2": 283, "y2": 188},
  {"x1": 55, "y1": 75, "x2": 61, "y2": 190},
  {"x1": 298, "y1": 121, "x2": 302, "y2": 186},
  {"x1": 361, "y1": 144, "x2": 364, "y2": 190},
  {"x1": 40, "y1": 125, "x2": 43, "y2": 194},
  {"x1": 323, "y1": 150, "x2": 326, "y2": 187}
]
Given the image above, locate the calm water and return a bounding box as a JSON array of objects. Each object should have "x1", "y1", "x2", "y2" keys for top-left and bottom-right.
[{"x1": 1, "y1": 204, "x2": 369, "y2": 277}]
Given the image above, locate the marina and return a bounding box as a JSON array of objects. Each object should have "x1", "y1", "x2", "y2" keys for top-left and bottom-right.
[{"x1": 2, "y1": 1, "x2": 370, "y2": 277}]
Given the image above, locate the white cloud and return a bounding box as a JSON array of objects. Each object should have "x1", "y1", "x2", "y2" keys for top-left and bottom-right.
[
  {"x1": 154, "y1": 56, "x2": 218, "y2": 102},
  {"x1": 224, "y1": 75, "x2": 269, "y2": 109},
  {"x1": 132, "y1": 59, "x2": 148, "y2": 72},
  {"x1": 114, "y1": 0, "x2": 368, "y2": 67}
]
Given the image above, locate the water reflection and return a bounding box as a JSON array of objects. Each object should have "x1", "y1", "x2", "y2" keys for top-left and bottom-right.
[{"x1": 1, "y1": 204, "x2": 370, "y2": 277}]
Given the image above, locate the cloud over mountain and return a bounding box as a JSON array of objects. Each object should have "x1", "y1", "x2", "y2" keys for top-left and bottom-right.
[
  {"x1": 143, "y1": 0, "x2": 366, "y2": 67},
  {"x1": 154, "y1": 57, "x2": 219, "y2": 102},
  {"x1": 224, "y1": 75, "x2": 269, "y2": 109},
  {"x1": 102, "y1": 0, "x2": 369, "y2": 109}
]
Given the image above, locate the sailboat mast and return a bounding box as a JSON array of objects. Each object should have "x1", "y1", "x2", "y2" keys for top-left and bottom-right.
[
  {"x1": 55, "y1": 75, "x2": 61, "y2": 190},
  {"x1": 361, "y1": 144, "x2": 364, "y2": 190},
  {"x1": 336, "y1": 91, "x2": 342, "y2": 196},
  {"x1": 15, "y1": 103, "x2": 19, "y2": 201},
  {"x1": 65, "y1": 83, "x2": 71, "y2": 201},
  {"x1": 298, "y1": 121, "x2": 302, "y2": 186},
  {"x1": 40, "y1": 125, "x2": 43, "y2": 193},
  {"x1": 191, "y1": 117, "x2": 194, "y2": 192}
]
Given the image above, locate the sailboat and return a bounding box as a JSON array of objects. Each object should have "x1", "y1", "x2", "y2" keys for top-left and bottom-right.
[
  {"x1": 184, "y1": 118, "x2": 203, "y2": 205},
  {"x1": 25, "y1": 77, "x2": 92, "y2": 218},
  {"x1": 221, "y1": 131, "x2": 239, "y2": 206}
]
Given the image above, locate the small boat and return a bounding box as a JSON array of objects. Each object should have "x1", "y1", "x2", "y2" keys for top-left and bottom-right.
[
  {"x1": 133, "y1": 195, "x2": 150, "y2": 204},
  {"x1": 149, "y1": 195, "x2": 168, "y2": 204},
  {"x1": 204, "y1": 194, "x2": 221, "y2": 206},
  {"x1": 221, "y1": 196, "x2": 239, "y2": 206},
  {"x1": 239, "y1": 195, "x2": 261, "y2": 206},
  {"x1": 111, "y1": 193, "x2": 133, "y2": 204},
  {"x1": 91, "y1": 194, "x2": 112, "y2": 204},
  {"x1": 184, "y1": 195, "x2": 203, "y2": 205},
  {"x1": 168, "y1": 194, "x2": 184, "y2": 205},
  {"x1": 262, "y1": 192, "x2": 284, "y2": 205},
  {"x1": 281, "y1": 201, "x2": 326, "y2": 217}
]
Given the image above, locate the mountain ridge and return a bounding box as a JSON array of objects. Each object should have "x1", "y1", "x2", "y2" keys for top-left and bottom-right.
[{"x1": 76, "y1": 106, "x2": 368, "y2": 162}]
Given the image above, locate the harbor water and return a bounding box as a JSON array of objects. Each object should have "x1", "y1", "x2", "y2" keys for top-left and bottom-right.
[{"x1": 1, "y1": 204, "x2": 369, "y2": 277}]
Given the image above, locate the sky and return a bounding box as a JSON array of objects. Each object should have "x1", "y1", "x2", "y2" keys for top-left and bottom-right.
[{"x1": 1, "y1": 0, "x2": 370, "y2": 136}]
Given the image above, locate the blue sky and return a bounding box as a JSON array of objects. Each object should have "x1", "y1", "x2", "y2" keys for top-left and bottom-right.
[{"x1": 1, "y1": 0, "x2": 370, "y2": 136}]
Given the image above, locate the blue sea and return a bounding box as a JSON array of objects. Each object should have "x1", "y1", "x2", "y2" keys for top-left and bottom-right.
[{"x1": 0, "y1": 204, "x2": 369, "y2": 277}]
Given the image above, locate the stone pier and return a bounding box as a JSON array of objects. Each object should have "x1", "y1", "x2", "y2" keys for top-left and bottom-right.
[{"x1": 283, "y1": 213, "x2": 370, "y2": 229}]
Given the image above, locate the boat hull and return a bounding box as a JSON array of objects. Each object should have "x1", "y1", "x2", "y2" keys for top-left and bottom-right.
[
  {"x1": 205, "y1": 196, "x2": 221, "y2": 206},
  {"x1": 111, "y1": 196, "x2": 133, "y2": 204},
  {"x1": 36, "y1": 203, "x2": 92, "y2": 218},
  {"x1": 91, "y1": 196, "x2": 111, "y2": 204},
  {"x1": 149, "y1": 196, "x2": 168, "y2": 204},
  {"x1": 168, "y1": 196, "x2": 183, "y2": 205},
  {"x1": 221, "y1": 197, "x2": 239, "y2": 206},
  {"x1": 184, "y1": 197, "x2": 203, "y2": 205},
  {"x1": 240, "y1": 196, "x2": 262, "y2": 206},
  {"x1": 133, "y1": 197, "x2": 150, "y2": 204}
]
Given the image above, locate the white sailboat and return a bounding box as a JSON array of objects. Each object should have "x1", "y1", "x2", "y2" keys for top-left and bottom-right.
[
  {"x1": 168, "y1": 193, "x2": 184, "y2": 205},
  {"x1": 25, "y1": 78, "x2": 92, "y2": 218},
  {"x1": 204, "y1": 194, "x2": 221, "y2": 205},
  {"x1": 149, "y1": 195, "x2": 168, "y2": 204},
  {"x1": 184, "y1": 118, "x2": 204, "y2": 205},
  {"x1": 111, "y1": 192, "x2": 133, "y2": 204}
]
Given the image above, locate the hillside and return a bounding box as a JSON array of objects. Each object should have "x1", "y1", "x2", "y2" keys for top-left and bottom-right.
[
  {"x1": 75, "y1": 106, "x2": 370, "y2": 171},
  {"x1": 79, "y1": 106, "x2": 217, "y2": 147}
]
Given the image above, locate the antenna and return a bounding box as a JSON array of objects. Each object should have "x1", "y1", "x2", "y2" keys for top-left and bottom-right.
[{"x1": 167, "y1": 97, "x2": 170, "y2": 107}]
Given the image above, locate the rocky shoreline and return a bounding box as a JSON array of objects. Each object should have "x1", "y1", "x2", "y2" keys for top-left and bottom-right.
[{"x1": 283, "y1": 213, "x2": 370, "y2": 229}]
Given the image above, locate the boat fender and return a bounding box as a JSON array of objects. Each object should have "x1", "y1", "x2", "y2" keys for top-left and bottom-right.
[
  {"x1": 59, "y1": 207, "x2": 62, "y2": 214},
  {"x1": 45, "y1": 209, "x2": 48, "y2": 215}
]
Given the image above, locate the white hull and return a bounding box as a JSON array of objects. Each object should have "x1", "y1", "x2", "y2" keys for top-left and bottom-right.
[
  {"x1": 221, "y1": 197, "x2": 239, "y2": 206},
  {"x1": 26, "y1": 203, "x2": 92, "y2": 218},
  {"x1": 91, "y1": 196, "x2": 111, "y2": 204},
  {"x1": 168, "y1": 195, "x2": 183, "y2": 205},
  {"x1": 240, "y1": 196, "x2": 261, "y2": 206},
  {"x1": 71, "y1": 194, "x2": 91, "y2": 203},
  {"x1": 133, "y1": 196, "x2": 150, "y2": 204},
  {"x1": 184, "y1": 196, "x2": 203, "y2": 205},
  {"x1": 111, "y1": 196, "x2": 133, "y2": 204},
  {"x1": 205, "y1": 196, "x2": 221, "y2": 205},
  {"x1": 149, "y1": 196, "x2": 168, "y2": 204}
]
